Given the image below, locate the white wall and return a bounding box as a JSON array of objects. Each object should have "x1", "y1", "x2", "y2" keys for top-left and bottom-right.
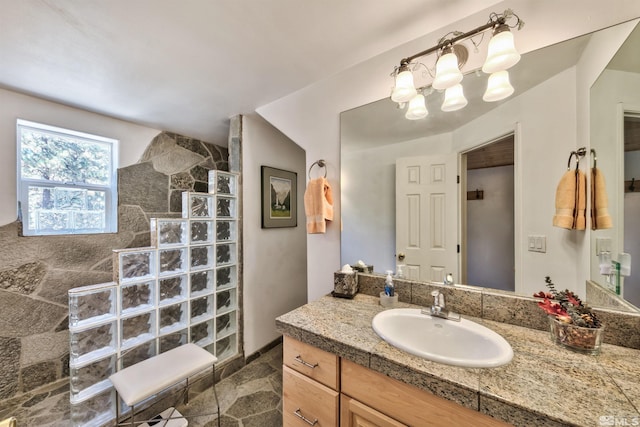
[
  {"x1": 467, "y1": 165, "x2": 514, "y2": 291},
  {"x1": 0, "y1": 87, "x2": 160, "y2": 225},
  {"x1": 258, "y1": 0, "x2": 640, "y2": 302},
  {"x1": 241, "y1": 114, "x2": 307, "y2": 355},
  {"x1": 341, "y1": 133, "x2": 451, "y2": 274}
]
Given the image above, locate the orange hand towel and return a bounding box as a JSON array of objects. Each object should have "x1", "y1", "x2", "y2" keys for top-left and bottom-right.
[
  {"x1": 304, "y1": 177, "x2": 334, "y2": 234},
  {"x1": 553, "y1": 169, "x2": 586, "y2": 230},
  {"x1": 591, "y1": 167, "x2": 612, "y2": 230},
  {"x1": 575, "y1": 169, "x2": 586, "y2": 230},
  {"x1": 553, "y1": 170, "x2": 577, "y2": 229}
]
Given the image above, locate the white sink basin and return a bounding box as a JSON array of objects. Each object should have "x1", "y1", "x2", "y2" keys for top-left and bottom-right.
[{"x1": 372, "y1": 308, "x2": 513, "y2": 368}]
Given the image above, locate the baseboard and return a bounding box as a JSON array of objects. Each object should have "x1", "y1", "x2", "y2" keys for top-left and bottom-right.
[{"x1": 245, "y1": 336, "x2": 283, "y2": 364}]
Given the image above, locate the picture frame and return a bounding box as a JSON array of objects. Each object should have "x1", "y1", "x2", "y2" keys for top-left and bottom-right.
[{"x1": 261, "y1": 166, "x2": 297, "y2": 228}]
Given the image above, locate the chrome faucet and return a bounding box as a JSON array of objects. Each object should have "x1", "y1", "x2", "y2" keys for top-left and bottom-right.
[
  {"x1": 423, "y1": 290, "x2": 461, "y2": 321},
  {"x1": 443, "y1": 273, "x2": 454, "y2": 286}
]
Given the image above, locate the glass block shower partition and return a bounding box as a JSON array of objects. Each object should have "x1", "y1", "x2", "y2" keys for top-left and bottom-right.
[{"x1": 67, "y1": 171, "x2": 239, "y2": 427}]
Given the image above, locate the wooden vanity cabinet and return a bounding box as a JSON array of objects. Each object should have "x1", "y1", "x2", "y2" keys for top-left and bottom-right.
[
  {"x1": 283, "y1": 336, "x2": 339, "y2": 426},
  {"x1": 283, "y1": 336, "x2": 512, "y2": 427},
  {"x1": 341, "y1": 394, "x2": 408, "y2": 427},
  {"x1": 283, "y1": 367, "x2": 339, "y2": 426},
  {"x1": 341, "y1": 359, "x2": 512, "y2": 427}
]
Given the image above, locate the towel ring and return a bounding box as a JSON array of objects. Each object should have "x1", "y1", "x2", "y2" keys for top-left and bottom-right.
[
  {"x1": 567, "y1": 148, "x2": 587, "y2": 170},
  {"x1": 308, "y1": 159, "x2": 327, "y2": 179},
  {"x1": 591, "y1": 148, "x2": 597, "y2": 169},
  {"x1": 567, "y1": 151, "x2": 577, "y2": 170}
]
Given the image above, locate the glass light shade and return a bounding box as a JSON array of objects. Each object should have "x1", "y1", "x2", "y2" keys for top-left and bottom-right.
[
  {"x1": 405, "y1": 94, "x2": 428, "y2": 120},
  {"x1": 432, "y1": 52, "x2": 463, "y2": 90},
  {"x1": 391, "y1": 69, "x2": 417, "y2": 103},
  {"x1": 441, "y1": 84, "x2": 468, "y2": 112},
  {"x1": 482, "y1": 29, "x2": 521, "y2": 74},
  {"x1": 483, "y1": 70, "x2": 514, "y2": 102}
]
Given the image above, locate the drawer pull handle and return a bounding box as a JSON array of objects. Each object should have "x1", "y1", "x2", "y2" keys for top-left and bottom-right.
[
  {"x1": 294, "y1": 355, "x2": 318, "y2": 369},
  {"x1": 294, "y1": 408, "x2": 318, "y2": 426}
]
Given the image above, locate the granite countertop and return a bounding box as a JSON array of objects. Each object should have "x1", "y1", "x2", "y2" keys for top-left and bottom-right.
[{"x1": 275, "y1": 294, "x2": 640, "y2": 427}]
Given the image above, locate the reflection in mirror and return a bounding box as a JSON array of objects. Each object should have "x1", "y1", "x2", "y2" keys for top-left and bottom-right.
[
  {"x1": 589, "y1": 20, "x2": 640, "y2": 311},
  {"x1": 624, "y1": 116, "x2": 640, "y2": 306},
  {"x1": 341, "y1": 18, "x2": 640, "y2": 312}
]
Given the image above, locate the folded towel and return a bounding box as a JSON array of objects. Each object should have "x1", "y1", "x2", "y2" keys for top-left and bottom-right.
[
  {"x1": 575, "y1": 169, "x2": 586, "y2": 230},
  {"x1": 304, "y1": 177, "x2": 333, "y2": 234},
  {"x1": 553, "y1": 169, "x2": 586, "y2": 230},
  {"x1": 553, "y1": 170, "x2": 577, "y2": 229},
  {"x1": 591, "y1": 167, "x2": 612, "y2": 230}
]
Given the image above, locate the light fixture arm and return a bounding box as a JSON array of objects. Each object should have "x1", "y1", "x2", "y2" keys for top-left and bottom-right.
[
  {"x1": 397, "y1": 15, "x2": 511, "y2": 68},
  {"x1": 392, "y1": 9, "x2": 523, "y2": 119}
]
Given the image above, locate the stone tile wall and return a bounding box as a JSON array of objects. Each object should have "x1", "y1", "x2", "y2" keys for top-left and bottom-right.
[{"x1": 0, "y1": 132, "x2": 229, "y2": 403}]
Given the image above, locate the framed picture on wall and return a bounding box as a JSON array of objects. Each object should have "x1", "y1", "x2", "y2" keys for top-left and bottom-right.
[{"x1": 261, "y1": 166, "x2": 297, "y2": 228}]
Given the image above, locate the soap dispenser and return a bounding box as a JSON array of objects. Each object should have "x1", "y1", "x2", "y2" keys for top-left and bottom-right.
[
  {"x1": 384, "y1": 270, "x2": 395, "y2": 297},
  {"x1": 380, "y1": 270, "x2": 398, "y2": 308}
]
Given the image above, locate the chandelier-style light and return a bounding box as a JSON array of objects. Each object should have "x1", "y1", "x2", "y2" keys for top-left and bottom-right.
[
  {"x1": 432, "y1": 46, "x2": 463, "y2": 90},
  {"x1": 441, "y1": 84, "x2": 468, "y2": 112},
  {"x1": 391, "y1": 64, "x2": 417, "y2": 103},
  {"x1": 391, "y1": 10, "x2": 523, "y2": 119},
  {"x1": 482, "y1": 24, "x2": 521, "y2": 74},
  {"x1": 483, "y1": 70, "x2": 515, "y2": 102},
  {"x1": 405, "y1": 93, "x2": 428, "y2": 120}
]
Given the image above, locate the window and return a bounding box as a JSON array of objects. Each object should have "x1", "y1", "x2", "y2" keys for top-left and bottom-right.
[{"x1": 17, "y1": 119, "x2": 119, "y2": 236}]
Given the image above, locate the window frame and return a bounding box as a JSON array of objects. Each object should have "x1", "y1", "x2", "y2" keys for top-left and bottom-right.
[{"x1": 16, "y1": 119, "x2": 119, "y2": 236}]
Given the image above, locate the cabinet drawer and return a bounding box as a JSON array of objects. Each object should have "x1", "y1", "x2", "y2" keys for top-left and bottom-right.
[
  {"x1": 283, "y1": 365, "x2": 339, "y2": 427},
  {"x1": 284, "y1": 335, "x2": 339, "y2": 390}
]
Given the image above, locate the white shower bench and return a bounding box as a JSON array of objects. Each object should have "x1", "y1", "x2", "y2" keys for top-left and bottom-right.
[{"x1": 109, "y1": 343, "x2": 219, "y2": 426}]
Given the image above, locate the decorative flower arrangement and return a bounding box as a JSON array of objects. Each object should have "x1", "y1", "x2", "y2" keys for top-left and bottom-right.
[
  {"x1": 534, "y1": 276, "x2": 604, "y2": 354},
  {"x1": 533, "y1": 276, "x2": 601, "y2": 328}
]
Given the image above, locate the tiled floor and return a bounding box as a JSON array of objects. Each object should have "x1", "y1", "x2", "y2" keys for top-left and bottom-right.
[{"x1": 1, "y1": 343, "x2": 283, "y2": 427}]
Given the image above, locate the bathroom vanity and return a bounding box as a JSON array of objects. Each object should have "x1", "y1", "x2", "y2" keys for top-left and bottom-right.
[
  {"x1": 276, "y1": 293, "x2": 640, "y2": 427},
  {"x1": 283, "y1": 335, "x2": 509, "y2": 426}
]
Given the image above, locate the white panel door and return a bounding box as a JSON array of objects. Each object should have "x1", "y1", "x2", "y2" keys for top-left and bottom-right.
[{"x1": 396, "y1": 154, "x2": 458, "y2": 283}]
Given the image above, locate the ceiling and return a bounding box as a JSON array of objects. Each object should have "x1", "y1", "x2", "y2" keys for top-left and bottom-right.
[{"x1": 0, "y1": 0, "x2": 500, "y2": 145}]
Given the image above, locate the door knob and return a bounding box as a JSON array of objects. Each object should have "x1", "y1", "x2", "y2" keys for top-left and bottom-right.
[{"x1": 398, "y1": 253, "x2": 405, "y2": 261}]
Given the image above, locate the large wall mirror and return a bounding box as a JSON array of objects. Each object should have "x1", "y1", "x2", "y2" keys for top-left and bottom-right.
[
  {"x1": 340, "y1": 17, "x2": 640, "y2": 312},
  {"x1": 590, "y1": 22, "x2": 640, "y2": 310}
]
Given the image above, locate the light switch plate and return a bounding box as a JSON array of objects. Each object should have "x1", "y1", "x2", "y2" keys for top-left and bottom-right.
[
  {"x1": 596, "y1": 238, "x2": 612, "y2": 255},
  {"x1": 528, "y1": 235, "x2": 546, "y2": 253}
]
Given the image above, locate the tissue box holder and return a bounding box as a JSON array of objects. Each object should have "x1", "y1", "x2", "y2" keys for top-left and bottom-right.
[
  {"x1": 352, "y1": 264, "x2": 373, "y2": 274},
  {"x1": 333, "y1": 272, "x2": 358, "y2": 299}
]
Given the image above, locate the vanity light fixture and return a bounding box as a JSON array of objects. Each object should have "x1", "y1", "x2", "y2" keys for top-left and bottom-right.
[
  {"x1": 483, "y1": 70, "x2": 515, "y2": 102},
  {"x1": 405, "y1": 93, "x2": 429, "y2": 120},
  {"x1": 391, "y1": 9, "x2": 523, "y2": 118},
  {"x1": 391, "y1": 64, "x2": 417, "y2": 103},
  {"x1": 441, "y1": 84, "x2": 468, "y2": 112},
  {"x1": 432, "y1": 45, "x2": 464, "y2": 90},
  {"x1": 482, "y1": 23, "x2": 521, "y2": 74}
]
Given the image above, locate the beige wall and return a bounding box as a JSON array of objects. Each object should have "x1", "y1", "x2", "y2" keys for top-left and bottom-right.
[{"x1": 241, "y1": 114, "x2": 307, "y2": 355}]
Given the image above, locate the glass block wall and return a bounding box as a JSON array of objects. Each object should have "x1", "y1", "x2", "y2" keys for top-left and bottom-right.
[{"x1": 67, "y1": 171, "x2": 239, "y2": 427}]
